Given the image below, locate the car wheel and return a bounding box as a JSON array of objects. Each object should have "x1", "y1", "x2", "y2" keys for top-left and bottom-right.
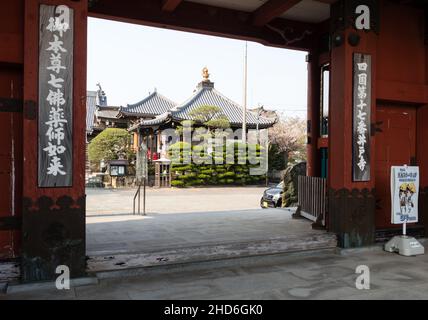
[
  {"x1": 275, "y1": 199, "x2": 282, "y2": 208},
  {"x1": 260, "y1": 198, "x2": 268, "y2": 209}
]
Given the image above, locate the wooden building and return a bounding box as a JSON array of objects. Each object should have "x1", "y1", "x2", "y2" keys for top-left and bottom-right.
[
  {"x1": 128, "y1": 70, "x2": 277, "y2": 161},
  {"x1": 1, "y1": 0, "x2": 428, "y2": 282},
  {"x1": 86, "y1": 86, "x2": 127, "y2": 141}
]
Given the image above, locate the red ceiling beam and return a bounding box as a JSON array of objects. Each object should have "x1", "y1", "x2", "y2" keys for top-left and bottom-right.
[
  {"x1": 161, "y1": 0, "x2": 182, "y2": 12},
  {"x1": 253, "y1": 0, "x2": 303, "y2": 27},
  {"x1": 89, "y1": 0, "x2": 317, "y2": 51}
]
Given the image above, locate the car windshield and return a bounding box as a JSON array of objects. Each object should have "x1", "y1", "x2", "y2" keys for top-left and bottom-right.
[{"x1": 277, "y1": 182, "x2": 284, "y2": 189}]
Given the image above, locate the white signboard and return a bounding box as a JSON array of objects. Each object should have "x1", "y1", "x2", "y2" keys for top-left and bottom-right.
[{"x1": 391, "y1": 166, "x2": 419, "y2": 224}]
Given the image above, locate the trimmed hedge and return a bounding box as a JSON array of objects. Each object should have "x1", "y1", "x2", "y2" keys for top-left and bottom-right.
[{"x1": 168, "y1": 141, "x2": 266, "y2": 188}]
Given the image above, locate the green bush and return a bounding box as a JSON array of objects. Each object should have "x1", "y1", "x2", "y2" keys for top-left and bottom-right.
[
  {"x1": 172, "y1": 165, "x2": 193, "y2": 172},
  {"x1": 171, "y1": 180, "x2": 185, "y2": 187},
  {"x1": 197, "y1": 174, "x2": 211, "y2": 180},
  {"x1": 169, "y1": 142, "x2": 266, "y2": 187}
]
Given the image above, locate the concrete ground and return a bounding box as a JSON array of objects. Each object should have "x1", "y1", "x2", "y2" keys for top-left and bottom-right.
[
  {"x1": 87, "y1": 186, "x2": 306, "y2": 257},
  {"x1": 85, "y1": 186, "x2": 336, "y2": 274},
  {"x1": 3, "y1": 245, "x2": 428, "y2": 300},
  {"x1": 86, "y1": 208, "x2": 321, "y2": 256},
  {"x1": 86, "y1": 186, "x2": 268, "y2": 216},
  {"x1": 5, "y1": 187, "x2": 425, "y2": 300}
]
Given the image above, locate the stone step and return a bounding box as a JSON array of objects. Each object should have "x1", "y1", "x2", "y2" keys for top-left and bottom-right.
[
  {"x1": 87, "y1": 232, "x2": 338, "y2": 278},
  {"x1": 0, "y1": 261, "x2": 20, "y2": 292},
  {"x1": 1, "y1": 233, "x2": 337, "y2": 287}
]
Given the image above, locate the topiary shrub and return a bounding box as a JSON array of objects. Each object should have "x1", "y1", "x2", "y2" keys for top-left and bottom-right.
[{"x1": 171, "y1": 180, "x2": 185, "y2": 188}]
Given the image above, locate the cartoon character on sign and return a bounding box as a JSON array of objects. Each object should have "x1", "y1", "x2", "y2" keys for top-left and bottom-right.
[
  {"x1": 399, "y1": 183, "x2": 407, "y2": 215},
  {"x1": 406, "y1": 183, "x2": 416, "y2": 214}
]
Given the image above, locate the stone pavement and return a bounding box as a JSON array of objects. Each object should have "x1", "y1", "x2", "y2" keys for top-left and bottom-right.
[
  {"x1": 86, "y1": 187, "x2": 269, "y2": 216},
  {"x1": 2, "y1": 243, "x2": 428, "y2": 300},
  {"x1": 86, "y1": 208, "x2": 321, "y2": 256}
]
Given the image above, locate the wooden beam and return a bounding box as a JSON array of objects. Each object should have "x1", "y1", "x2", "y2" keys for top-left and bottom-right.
[
  {"x1": 161, "y1": 0, "x2": 182, "y2": 12},
  {"x1": 253, "y1": 0, "x2": 303, "y2": 27},
  {"x1": 89, "y1": 0, "x2": 316, "y2": 51}
]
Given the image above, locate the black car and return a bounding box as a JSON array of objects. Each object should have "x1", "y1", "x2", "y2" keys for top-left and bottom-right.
[{"x1": 260, "y1": 182, "x2": 284, "y2": 208}]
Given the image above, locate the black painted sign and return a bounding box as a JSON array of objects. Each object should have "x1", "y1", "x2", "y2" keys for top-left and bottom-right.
[
  {"x1": 38, "y1": 5, "x2": 74, "y2": 187},
  {"x1": 353, "y1": 53, "x2": 371, "y2": 182}
]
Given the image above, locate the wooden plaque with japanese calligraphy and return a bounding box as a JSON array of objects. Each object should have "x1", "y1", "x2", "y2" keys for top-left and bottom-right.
[
  {"x1": 38, "y1": 5, "x2": 74, "y2": 187},
  {"x1": 352, "y1": 53, "x2": 371, "y2": 182}
]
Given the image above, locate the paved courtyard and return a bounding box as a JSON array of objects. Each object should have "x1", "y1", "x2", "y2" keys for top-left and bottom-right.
[
  {"x1": 3, "y1": 244, "x2": 428, "y2": 300},
  {"x1": 86, "y1": 208, "x2": 326, "y2": 256},
  {"x1": 85, "y1": 186, "x2": 335, "y2": 274},
  {"x1": 87, "y1": 186, "x2": 306, "y2": 256},
  {"x1": 86, "y1": 187, "x2": 268, "y2": 216}
]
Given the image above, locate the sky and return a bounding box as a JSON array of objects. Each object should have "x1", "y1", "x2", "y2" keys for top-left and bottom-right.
[{"x1": 87, "y1": 17, "x2": 308, "y2": 118}]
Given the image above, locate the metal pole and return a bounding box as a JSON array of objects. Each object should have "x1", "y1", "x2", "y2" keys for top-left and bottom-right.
[
  {"x1": 138, "y1": 182, "x2": 141, "y2": 215},
  {"x1": 133, "y1": 183, "x2": 141, "y2": 215},
  {"x1": 144, "y1": 178, "x2": 147, "y2": 215},
  {"x1": 242, "y1": 41, "x2": 248, "y2": 143}
]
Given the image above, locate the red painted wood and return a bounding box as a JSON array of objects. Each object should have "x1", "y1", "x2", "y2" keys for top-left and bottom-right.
[
  {"x1": 375, "y1": 104, "x2": 417, "y2": 229},
  {"x1": 306, "y1": 50, "x2": 321, "y2": 178},
  {"x1": 162, "y1": 0, "x2": 182, "y2": 12},
  {"x1": 317, "y1": 138, "x2": 328, "y2": 149},
  {"x1": 329, "y1": 29, "x2": 377, "y2": 191},
  {"x1": 377, "y1": 3, "x2": 426, "y2": 86},
  {"x1": 88, "y1": 0, "x2": 315, "y2": 51},
  {"x1": 252, "y1": 0, "x2": 303, "y2": 27},
  {"x1": 417, "y1": 105, "x2": 428, "y2": 189},
  {"x1": 0, "y1": 1, "x2": 24, "y2": 64},
  {"x1": 377, "y1": 80, "x2": 428, "y2": 104},
  {"x1": 0, "y1": 2, "x2": 24, "y2": 258}
]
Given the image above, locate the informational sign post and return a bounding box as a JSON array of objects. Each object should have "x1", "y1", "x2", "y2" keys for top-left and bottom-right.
[
  {"x1": 352, "y1": 53, "x2": 372, "y2": 182},
  {"x1": 390, "y1": 166, "x2": 419, "y2": 225},
  {"x1": 134, "y1": 143, "x2": 148, "y2": 216},
  {"x1": 136, "y1": 143, "x2": 148, "y2": 183},
  {"x1": 385, "y1": 166, "x2": 424, "y2": 256},
  {"x1": 38, "y1": 5, "x2": 74, "y2": 187}
]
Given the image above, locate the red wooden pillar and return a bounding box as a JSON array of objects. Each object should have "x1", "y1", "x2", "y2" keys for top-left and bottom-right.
[
  {"x1": 22, "y1": 0, "x2": 87, "y2": 281},
  {"x1": 0, "y1": 1, "x2": 24, "y2": 260},
  {"x1": 306, "y1": 49, "x2": 321, "y2": 178},
  {"x1": 418, "y1": 47, "x2": 428, "y2": 236},
  {"x1": 417, "y1": 105, "x2": 428, "y2": 236},
  {"x1": 327, "y1": 3, "x2": 378, "y2": 248}
]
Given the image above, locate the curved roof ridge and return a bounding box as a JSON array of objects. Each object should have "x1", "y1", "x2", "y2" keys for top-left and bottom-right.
[
  {"x1": 126, "y1": 91, "x2": 157, "y2": 109},
  {"x1": 212, "y1": 87, "x2": 276, "y2": 124},
  {"x1": 123, "y1": 91, "x2": 176, "y2": 116},
  {"x1": 167, "y1": 85, "x2": 276, "y2": 127},
  {"x1": 170, "y1": 86, "x2": 205, "y2": 113},
  {"x1": 155, "y1": 91, "x2": 178, "y2": 107},
  {"x1": 211, "y1": 87, "x2": 242, "y2": 110}
]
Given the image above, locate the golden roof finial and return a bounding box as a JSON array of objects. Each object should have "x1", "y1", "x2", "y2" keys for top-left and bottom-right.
[{"x1": 202, "y1": 67, "x2": 210, "y2": 81}]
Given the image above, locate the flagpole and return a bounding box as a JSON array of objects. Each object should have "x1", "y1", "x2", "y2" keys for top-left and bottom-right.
[{"x1": 242, "y1": 41, "x2": 248, "y2": 143}]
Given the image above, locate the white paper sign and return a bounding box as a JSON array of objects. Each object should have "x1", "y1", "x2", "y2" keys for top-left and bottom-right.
[{"x1": 391, "y1": 166, "x2": 419, "y2": 224}]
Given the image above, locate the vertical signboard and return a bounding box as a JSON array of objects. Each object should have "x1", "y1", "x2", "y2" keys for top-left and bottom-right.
[
  {"x1": 352, "y1": 53, "x2": 371, "y2": 182},
  {"x1": 38, "y1": 5, "x2": 74, "y2": 187},
  {"x1": 136, "y1": 144, "x2": 148, "y2": 183},
  {"x1": 391, "y1": 166, "x2": 419, "y2": 224}
]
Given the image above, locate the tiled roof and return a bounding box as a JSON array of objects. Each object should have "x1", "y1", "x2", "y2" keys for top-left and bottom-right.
[
  {"x1": 129, "y1": 81, "x2": 277, "y2": 131},
  {"x1": 128, "y1": 112, "x2": 171, "y2": 131},
  {"x1": 170, "y1": 82, "x2": 276, "y2": 128},
  {"x1": 96, "y1": 107, "x2": 120, "y2": 119},
  {"x1": 86, "y1": 91, "x2": 97, "y2": 133},
  {"x1": 122, "y1": 91, "x2": 176, "y2": 117}
]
